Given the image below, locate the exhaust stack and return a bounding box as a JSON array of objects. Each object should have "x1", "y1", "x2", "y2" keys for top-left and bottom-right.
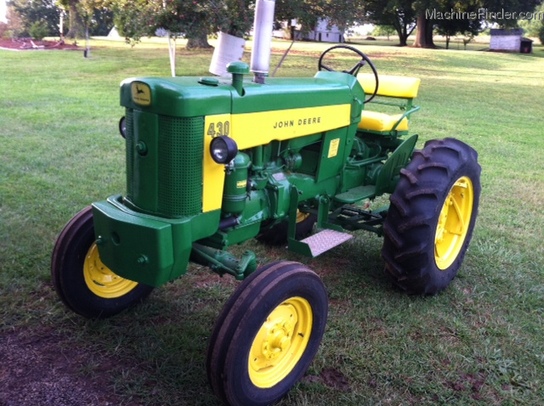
[{"x1": 250, "y1": 0, "x2": 275, "y2": 84}]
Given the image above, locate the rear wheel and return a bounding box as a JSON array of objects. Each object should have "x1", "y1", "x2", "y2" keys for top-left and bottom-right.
[
  {"x1": 51, "y1": 206, "x2": 153, "y2": 318},
  {"x1": 382, "y1": 138, "x2": 481, "y2": 294},
  {"x1": 207, "y1": 261, "x2": 328, "y2": 406}
]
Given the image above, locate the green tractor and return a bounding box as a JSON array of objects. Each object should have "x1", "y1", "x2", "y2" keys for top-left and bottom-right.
[{"x1": 51, "y1": 4, "x2": 481, "y2": 405}]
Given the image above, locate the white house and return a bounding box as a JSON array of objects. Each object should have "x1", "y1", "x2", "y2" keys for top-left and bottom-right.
[{"x1": 304, "y1": 19, "x2": 344, "y2": 43}]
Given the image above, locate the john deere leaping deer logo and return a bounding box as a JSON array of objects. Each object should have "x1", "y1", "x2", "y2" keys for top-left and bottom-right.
[{"x1": 131, "y1": 82, "x2": 151, "y2": 106}]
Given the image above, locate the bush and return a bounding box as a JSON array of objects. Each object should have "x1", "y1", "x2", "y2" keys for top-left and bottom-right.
[{"x1": 28, "y1": 20, "x2": 49, "y2": 40}]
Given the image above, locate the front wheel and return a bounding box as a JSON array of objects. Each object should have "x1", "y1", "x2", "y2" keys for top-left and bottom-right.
[
  {"x1": 382, "y1": 138, "x2": 481, "y2": 295},
  {"x1": 51, "y1": 206, "x2": 153, "y2": 318},
  {"x1": 207, "y1": 261, "x2": 328, "y2": 406}
]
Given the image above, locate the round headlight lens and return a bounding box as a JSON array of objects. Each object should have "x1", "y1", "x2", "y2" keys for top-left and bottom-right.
[
  {"x1": 119, "y1": 116, "x2": 127, "y2": 138},
  {"x1": 210, "y1": 136, "x2": 238, "y2": 164}
]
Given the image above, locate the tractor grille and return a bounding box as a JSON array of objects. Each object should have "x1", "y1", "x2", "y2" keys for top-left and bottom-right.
[
  {"x1": 125, "y1": 109, "x2": 135, "y2": 190},
  {"x1": 157, "y1": 115, "x2": 203, "y2": 217},
  {"x1": 125, "y1": 109, "x2": 204, "y2": 218}
]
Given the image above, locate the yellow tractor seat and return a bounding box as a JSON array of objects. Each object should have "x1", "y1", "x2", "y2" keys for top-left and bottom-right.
[
  {"x1": 357, "y1": 74, "x2": 421, "y2": 135},
  {"x1": 358, "y1": 111, "x2": 409, "y2": 132}
]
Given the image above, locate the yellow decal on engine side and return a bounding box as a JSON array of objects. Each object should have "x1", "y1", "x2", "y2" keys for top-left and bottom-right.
[
  {"x1": 202, "y1": 105, "x2": 351, "y2": 212},
  {"x1": 203, "y1": 114, "x2": 231, "y2": 212},
  {"x1": 131, "y1": 82, "x2": 151, "y2": 106},
  {"x1": 231, "y1": 104, "x2": 351, "y2": 149},
  {"x1": 328, "y1": 138, "x2": 340, "y2": 158}
]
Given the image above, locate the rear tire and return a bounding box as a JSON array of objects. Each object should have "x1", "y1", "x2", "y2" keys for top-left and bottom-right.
[
  {"x1": 382, "y1": 138, "x2": 481, "y2": 294},
  {"x1": 207, "y1": 261, "x2": 328, "y2": 406},
  {"x1": 51, "y1": 206, "x2": 153, "y2": 318}
]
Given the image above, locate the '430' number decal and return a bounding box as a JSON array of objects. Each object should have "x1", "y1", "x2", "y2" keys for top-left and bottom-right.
[{"x1": 207, "y1": 120, "x2": 230, "y2": 137}]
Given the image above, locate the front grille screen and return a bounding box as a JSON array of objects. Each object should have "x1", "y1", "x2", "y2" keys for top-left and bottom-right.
[{"x1": 157, "y1": 116, "x2": 204, "y2": 216}]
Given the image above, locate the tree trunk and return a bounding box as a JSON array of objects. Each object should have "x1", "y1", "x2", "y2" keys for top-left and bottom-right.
[
  {"x1": 65, "y1": 0, "x2": 85, "y2": 39},
  {"x1": 393, "y1": 22, "x2": 408, "y2": 46},
  {"x1": 186, "y1": 29, "x2": 211, "y2": 49},
  {"x1": 413, "y1": 11, "x2": 435, "y2": 48}
]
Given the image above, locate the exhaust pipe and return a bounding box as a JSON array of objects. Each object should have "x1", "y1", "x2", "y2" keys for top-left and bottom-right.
[{"x1": 250, "y1": 0, "x2": 275, "y2": 84}]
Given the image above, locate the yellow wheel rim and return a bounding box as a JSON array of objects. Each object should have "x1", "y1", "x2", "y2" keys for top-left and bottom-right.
[
  {"x1": 83, "y1": 243, "x2": 138, "y2": 298},
  {"x1": 249, "y1": 297, "x2": 313, "y2": 388},
  {"x1": 435, "y1": 176, "x2": 474, "y2": 270},
  {"x1": 296, "y1": 211, "x2": 310, "y2": 223}
]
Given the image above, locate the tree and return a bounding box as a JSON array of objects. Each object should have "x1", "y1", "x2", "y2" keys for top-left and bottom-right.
[
  {"x1": 517, "y1": 1, "x2": 544, "y2": 37},
  {"x1": 364, "y1": 0, "x2": 417, "y2": 46},
  {"x1": 414, "y1": 0, "x2": 543, "y2": 48},
  {"x1": 434, "y1": 1, "x2": 481, "y2": 49},
  {"x1": 57, "y1": 0, "x2": 85, "y2": 38},
  {"x1": 373, "y1": 25, "x2": 397, "y2": 40},
  {"x1": 483, "y1": 0, "x2": 542, "y2": 28},
  {"x1": 10, "y1": 0, "x2": 61, "y2": 37},
  {"x1": 274, "y1": 0, "x2": 319, "y2": 38},
  {"x1": 322, "y1": 0, "x2": 365, "y2": 34},
  {"x1": 112, "y1": 0, "x2": 254, "y2": 49}
]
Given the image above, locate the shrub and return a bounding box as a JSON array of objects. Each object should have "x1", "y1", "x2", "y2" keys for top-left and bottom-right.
[{"x1": 28, "y1": 20, "x2": 49, "y2": 40}]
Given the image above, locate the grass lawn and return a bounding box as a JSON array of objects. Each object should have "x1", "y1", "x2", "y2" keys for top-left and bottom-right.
[{"x1": 1, "y1": 37, "x2": 543, "y2": 405}]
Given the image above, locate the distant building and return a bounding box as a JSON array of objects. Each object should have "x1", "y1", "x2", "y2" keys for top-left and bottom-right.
[
  {"x1": 272, "y1": 19, "x2": 345, "y2": 43},
  {"x1": 490, "y1": 29, "x2": 532, "y2": 53},
  {"x1": 303, "y1": 19, "x2": 344, "y2": 43}
]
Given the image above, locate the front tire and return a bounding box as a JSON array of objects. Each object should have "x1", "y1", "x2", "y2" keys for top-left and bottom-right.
[
  {"x1": 382, "y1": 138, "x2": 481, "y2": 294},
  {"x1": 207, "y1": 261, "x2": 328, "y2": 406},
  {"x1": 51, "y1": 206, "x2": 154, "y2": 318}
]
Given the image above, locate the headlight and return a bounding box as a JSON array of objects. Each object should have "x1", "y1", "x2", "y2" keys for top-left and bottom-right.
[
  {"x1": 119, "y1": 116, "x2": 126, "y2": 138},
  {"x1": 210, "y1": 136, "x2": 238, "y2": 164}
]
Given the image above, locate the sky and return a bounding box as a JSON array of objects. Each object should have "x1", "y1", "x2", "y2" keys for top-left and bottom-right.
[
  {"x1": 0, "y1": 0, "x2": 8, "y2": 23},
  {"x1": 1, "y1": 0, "x2": 7, "y2": 24}
]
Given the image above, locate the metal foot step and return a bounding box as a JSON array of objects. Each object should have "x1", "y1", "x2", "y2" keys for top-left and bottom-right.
[
  {"x1": 300, "y1": 229, "x2": 353, "y2": 257},
  {"x1": 334, "y1": 185, "x2": 376, "y2": 204}
]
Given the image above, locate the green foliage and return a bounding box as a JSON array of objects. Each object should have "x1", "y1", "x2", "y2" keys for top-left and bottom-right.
[
  {"x1": 518, "y1": 2, "x2": 544, "y2": 39},
  {"x1": 10, "y1": 0, "x2": 61, "y2": 37},
  {"x1": 539, "y1": 24, "x2": 544, "y2": 44},
  {"x1": 28, "y1": 20, "x2": 49, "y2": 40},
  {"x1": 367, "y1": 0, "x2": 544, "y2": 47},
  {"x1": 112, "y1": 0, "x2": 255, "y2": 47},
  {"x1": 372, "y1": 25, "x2": 396, "y2": 38},
  {"x1": 364, "y1": 0, "x2": 417, "y2": 46},
  {"x1": 434, "y1": 1, "x2": 481, "y2": 42},
  {"x1": 484, "y1": 0, "x2": 542, "y2": 28},
  {"x1": 274, "y1": 0, "x2": 319, "y2": 32}
]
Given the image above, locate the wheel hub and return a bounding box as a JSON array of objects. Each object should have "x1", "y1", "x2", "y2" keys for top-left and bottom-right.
[
  {"x1": 435, "y1": 176, "x2": 474, "y2": 270},
  {"x1": 83, "y1": 243, "x2": 138, "y2": 298},
  {"x1": 249, "y1": 297, "x2": 313, "y2": 388}
]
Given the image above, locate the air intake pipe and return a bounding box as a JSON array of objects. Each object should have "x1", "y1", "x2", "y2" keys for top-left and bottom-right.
[{"x1": 250, "y1": 0, "x2": 275, "y2": 84}]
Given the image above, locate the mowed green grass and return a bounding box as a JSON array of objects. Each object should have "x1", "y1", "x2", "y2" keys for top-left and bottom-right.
[{"x1": 1, "y1": 38, "x2": 543, "y2": 405}]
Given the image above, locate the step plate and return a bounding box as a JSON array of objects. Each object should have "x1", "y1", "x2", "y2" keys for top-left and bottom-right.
[{"x1": 301, "y1": 229, "x2": 353, "y2": 257}]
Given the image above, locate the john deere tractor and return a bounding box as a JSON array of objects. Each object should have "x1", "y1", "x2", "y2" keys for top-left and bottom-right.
[{"x1": 51, "y1": 2, "x2": 481, "y2": 405}]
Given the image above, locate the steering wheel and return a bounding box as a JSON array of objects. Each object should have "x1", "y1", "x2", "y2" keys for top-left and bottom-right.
[{"x1": 318, "y1": 45, "x2": 379, "y2": 103}]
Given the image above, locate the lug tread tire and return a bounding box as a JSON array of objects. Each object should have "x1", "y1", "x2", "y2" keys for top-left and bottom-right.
[{"x1": 382, "y1": 138, "x2": 481, "y2": 295}]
